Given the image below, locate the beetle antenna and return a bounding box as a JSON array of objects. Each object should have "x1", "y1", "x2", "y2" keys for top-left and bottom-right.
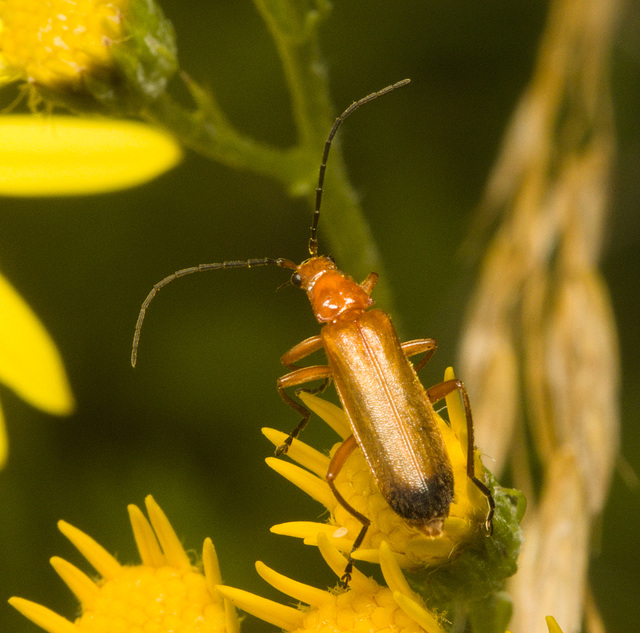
[
  {"x1": 131, "y1": 257, "x2": 296, "y2": 367},
  {"x1": 308, "y1": 78, "x2": 411, "y2": 257}
]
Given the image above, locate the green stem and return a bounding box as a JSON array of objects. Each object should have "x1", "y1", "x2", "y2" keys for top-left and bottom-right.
[
  {"x1": 144, "y1": 0, "x2": 397, "y2": 312},
  {"x1": 252, "y1": 0, "x2": 396, "y2": 311},
  {"x1": 142, "y1": 91, "x2": 313, "y2": 193},
  {"x1": 252, "y1": 0, "x2": 331, "y2": 150}
]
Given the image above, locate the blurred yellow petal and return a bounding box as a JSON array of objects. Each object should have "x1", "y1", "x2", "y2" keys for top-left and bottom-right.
[
  {"x1": 0, "y1": 116, "x2": 182, "y2": 196},
  {"x1": 545, "y1": 616, "x2": 564, "y2": 633},
  {"x1": 0, "y1": 398, "x2": 7, "y2": 467},
  {"x1": 0, "y1": 272, "x2": 74, "y2": 415}
]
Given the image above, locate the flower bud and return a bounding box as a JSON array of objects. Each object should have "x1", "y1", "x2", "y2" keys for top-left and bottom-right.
[{"x1": 0, "y1": 0, "x2": 177, "y2": 115}]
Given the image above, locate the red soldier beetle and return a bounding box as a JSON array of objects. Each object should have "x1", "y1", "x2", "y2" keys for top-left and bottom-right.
[{"x1": 132, "y1": 79, "x2": 495, "y2": 584}]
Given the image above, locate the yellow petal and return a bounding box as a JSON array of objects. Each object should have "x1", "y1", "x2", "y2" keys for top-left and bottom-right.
[
  {"x1": 144, "y1": 494, "x2": 191, "y2": 571},
  {"x1": 0, "y1": 116, "x2": 182, "y2": 196},
  {"x1": 0, "y1": 398, "x2": 7, "y2": 467},
  {"x1": 202, "y1": 537, "x2": 223, "y2": 592},
  {"x1": 127, "y1": 503, "x2": 165, "y2": 568},
  {"x1": 8, "y1": 598, "x2": 76, "y2": 633},
  {"x1": 0, "y1": 272, "x2": 74, "y2": 415},
  {"x1": 262, "y1": 427, "x2": 330, "y2": 477},
  {"x1": 378, "y1": 541, "x2": 411, "y2": 597},
  {"x1": 393, "y1": 591, "x2": 446, "y2": 633},
  {"x1": 57, "y1": 520, "x2": 122, "y2": 580},
  {"x1": 270, "y1": 520, "x2": 353, "y2": 549},
  {"x1": 545, "y1": 616, "x2": 564, "y2": 633},
  {"x1": 298, "y1": 390, "x2": 351, "y2": 439},
  {"x1": 255, "y1": 561, "x2": 328, "y2": 607},
  {"x1": 216, "y1": 584, "x2": 304, "y2": 631},
  {"x1": 49, "y1": 556, "x2": 99, "y2": 607},
  {"x1": 265, "y1": 456, "x2": 335, "y2": 509}
]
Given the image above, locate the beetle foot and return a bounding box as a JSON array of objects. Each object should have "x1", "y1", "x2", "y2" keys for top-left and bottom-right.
[
  {"x1": 274, "y1": 443, "x2": 289, "y2": 456},
  {"x1": 338, "y1": 562, "x2": 353, "y2": 589},
  {"x1": 275, "y1": 436, "x2": 293, "y2": 456}
]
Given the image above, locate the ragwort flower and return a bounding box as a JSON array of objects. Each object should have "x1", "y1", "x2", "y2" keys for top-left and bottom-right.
[
  {"x1": 264, "y1": 368, "x2": 496, "y2": 572},
  {"x1": 218, "y1": 533, "x2": 447, "y2": 633},
  {"x1": 0, "y1": 0, "x2": 123, "y2": 90},
  {"x1": 0, "y1": 0, "x2": 181, "y2": 196},
  {"x1": 0, "y1": 0, "x2": 177, "y2": 114},
  {"x1": 9, "y1": 495, "x2": 238, "y2": 633}
]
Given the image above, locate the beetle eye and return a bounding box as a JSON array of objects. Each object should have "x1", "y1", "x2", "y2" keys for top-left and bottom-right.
[
  {"x1": 291, "y1": 272, "x2": 302, "y2": 287},
  {"x1": 327, "y1": 254, "x2": 336, "y2": 263}
]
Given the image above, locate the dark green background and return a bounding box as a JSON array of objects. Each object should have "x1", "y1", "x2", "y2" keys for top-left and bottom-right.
[{"x1": 1, "y1": 2, "x2": 638, "y2": 632}]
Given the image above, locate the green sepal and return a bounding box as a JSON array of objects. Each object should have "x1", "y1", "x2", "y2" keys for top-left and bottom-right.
[
  {"x1": 411, "y1": 475, "x2": 525, "y2": 625},
  {"x1": 466, "y1": 591, "x2": 513, "y2": 633},
  {"x1": 110, "y1": 0, "x2": 178, "y2": 103}
]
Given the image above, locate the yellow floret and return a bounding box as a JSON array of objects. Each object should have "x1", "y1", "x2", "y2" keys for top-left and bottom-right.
[{"x1": 0, "y1": 0, "x2": 123, "y2": 87}]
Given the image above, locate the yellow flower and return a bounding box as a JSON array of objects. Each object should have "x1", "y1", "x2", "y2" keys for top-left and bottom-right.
[
  {"x1": 264, "y1": 368, "x2": 493, "y2": 572},
  {"x1": 0, "y1": 0, "x2": 122, "y2": 88},
  {"x1": 0, "y1": 271, "x2": 74, "y2": 467},
  {"x1": 0, "y1": 0, "x2": 177, "y2": 114},
  {"x1": 9, "y1": 495, "x2": 239, "y2": 633},
  {"x1": 218, "y1": 533, "x2": 447, "y2": 633},
  {"x1": 0, "y1": 0, "x2": 181, "y2": 195}
]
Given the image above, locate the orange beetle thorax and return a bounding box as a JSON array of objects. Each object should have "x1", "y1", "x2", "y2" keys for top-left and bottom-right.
[{"x1": 295, "y1": 256, "x2": 374, "y2": 324}]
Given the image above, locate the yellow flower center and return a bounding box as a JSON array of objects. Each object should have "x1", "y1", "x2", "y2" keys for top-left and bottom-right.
[
  {"x1": 299, "y1": 586, "x2": 426, "y2": 633},
  {"x1": 76, "y1": 565, "x2": 226, "y2": 633},
  {"x1": 0, "y1": 0, "x2": 123, "y2": 86}
]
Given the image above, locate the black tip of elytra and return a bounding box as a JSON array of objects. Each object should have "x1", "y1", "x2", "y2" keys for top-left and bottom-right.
[{"x1": 387, "y1": 469, "x2": 454, "y2": 525}]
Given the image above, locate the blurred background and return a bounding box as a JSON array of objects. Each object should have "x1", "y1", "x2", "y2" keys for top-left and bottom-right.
[{"x1": 1, "y1": 1, "x2": 638, "y2": 631}]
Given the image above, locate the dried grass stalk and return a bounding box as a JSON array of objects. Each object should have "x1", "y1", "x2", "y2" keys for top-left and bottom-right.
[{"x1": 459, "y1": 0, "x2": 621, "y2": 630}]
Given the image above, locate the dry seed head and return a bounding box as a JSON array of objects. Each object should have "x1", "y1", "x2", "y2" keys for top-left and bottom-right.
[
  {"x1": 458, "y1": 307, "x2": 519, "y2": 474},
  {"x1": 460, "y1": 0, "x2": 621, "y2": 629},
  {"x1": 543, "y1": 270, "x2": 619, "y2": 513},
  {"x1": 509, "y1": 448, "x2": 590, "y2": 633},
  {"x1": 555, "y1": 141, "x2": 614, "y2": 269}
]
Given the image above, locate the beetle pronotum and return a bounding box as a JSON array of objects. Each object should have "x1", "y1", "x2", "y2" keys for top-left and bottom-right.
[{"x1": 132, "y1": 79, "x2": 494, "y2": 583}]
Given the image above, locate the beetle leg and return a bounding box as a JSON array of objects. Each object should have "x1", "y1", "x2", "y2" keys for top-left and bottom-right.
[
  {"x1": 359, "y1": 271, "x2": 379, "y2": 295},
  {"x1": 427, "y1": 379, "x2": 495, "y2": 533},
  {"x1": 326, "y1": 435, "x2": 370, "y2": 587},
  {"x1": 295, "y1": 377, "x2": 331, "y2": 397},
  {"x1": 400, "y1": 338, "x2": 438, "y2": 372},
  {"x1": 276, "y1": 365, "x2": 333, "y2": 455},
  {"x1": 281, "y1": 334, "x2": 324, "y2": 369}
]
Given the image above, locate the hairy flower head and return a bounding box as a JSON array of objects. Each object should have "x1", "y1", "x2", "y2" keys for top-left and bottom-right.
[
  {"x1": 218, "y1": 533, "x2": 447, "y2": 633},
  {"x1": 0, "y1": 0, "x2": 122, "y2": 88},
  {"x1": 9, "y1": 495, "x2": 238, "y2": 633},
  {"x1": 0, "y1": 0, "x2": 177, "y2": 114}
]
